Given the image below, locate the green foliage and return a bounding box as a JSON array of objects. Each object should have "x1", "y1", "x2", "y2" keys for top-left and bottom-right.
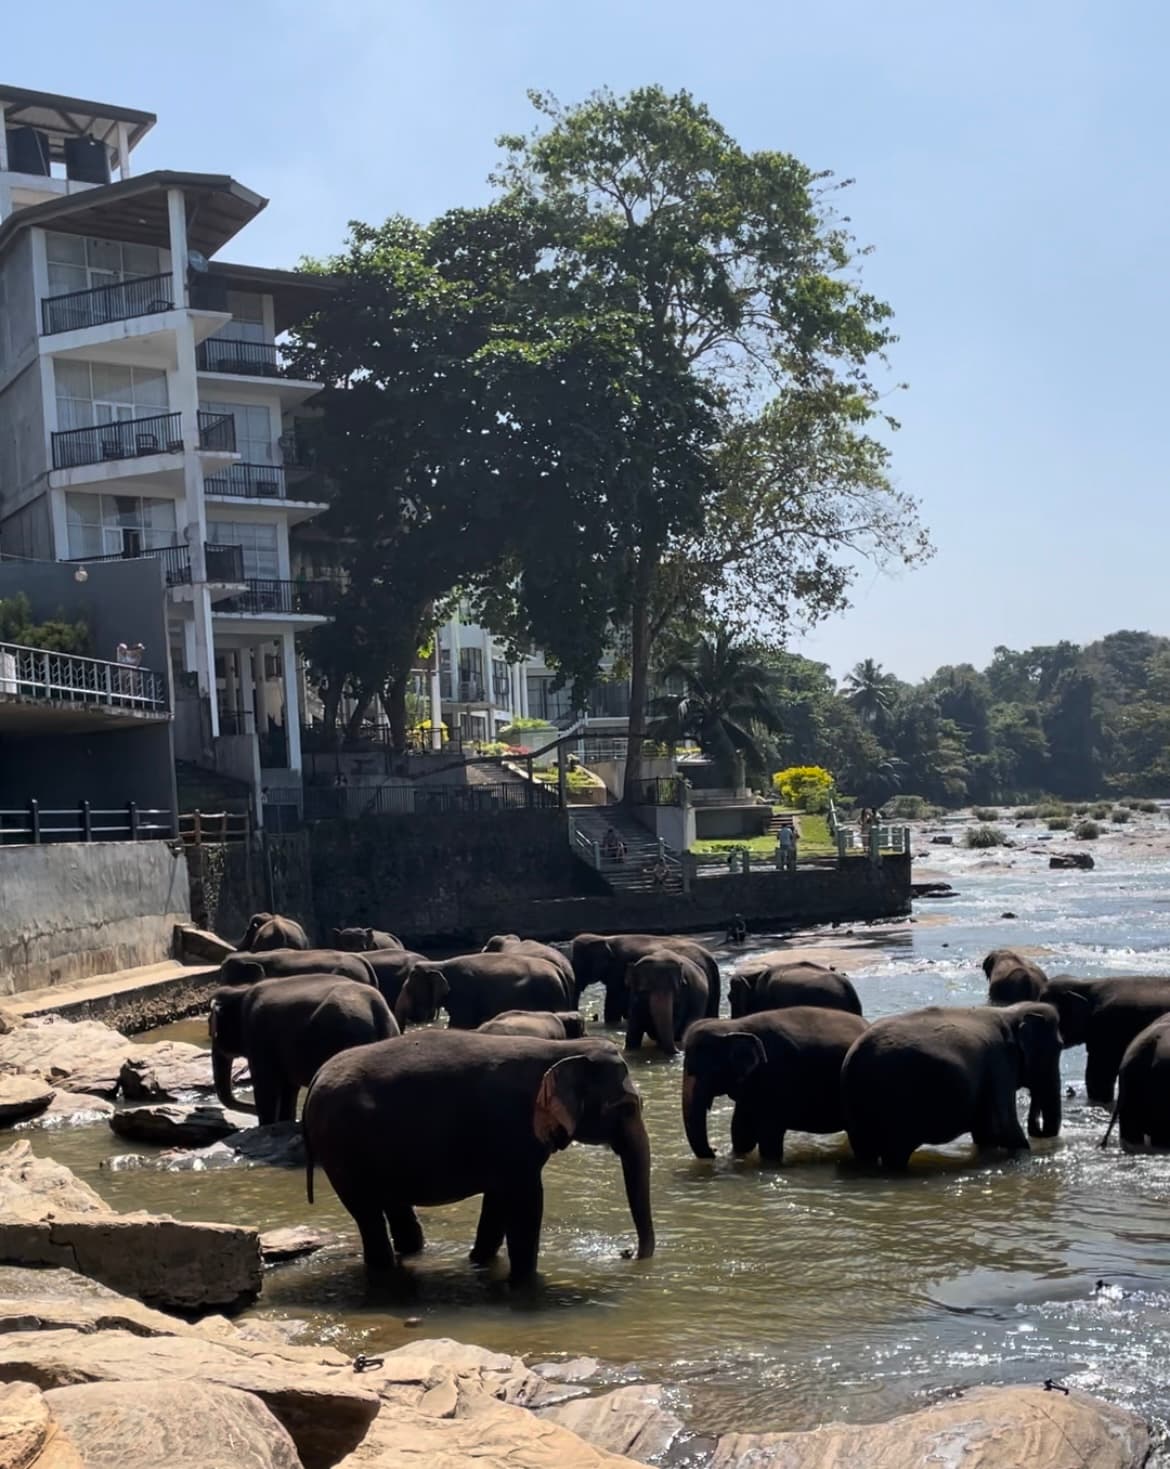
[
  {"x1": 772, "y1": 765, "x2": 836, "y2": 811},
  {"x1": 1111, "y1": 807, "x2": 1131, "y2": 823},
  {"x1": 500, "y1": 717, "x2": 554, "y2": 731},
  {"x1": 1075, "y1": 819, "x2": 1101, "y2": 839},
  {"x1": 972, "y1": 806, "x2": 999, "y2": 821},
  {"x1": 1073, "y1": 802, "x2": 1091, "y2": 815},
  {"x1": 1090, "y1": 803, "x2": 1111, "y2": 819},
  {"x1": 1139, "y1": 800, "x2": 1160, "y2": 813},
  {"x1": 0, "y1": 594, "x2": 90, "y2": 655},
  {"x1": 887, "y1": 794, "x2": 929, "y2": 818},
  {"x1": 1015, "y1": 807, "x2": 1038, "y2": 820},
  {"x1": 965, "y1": 824, "x2": 1007, "y2": 848},
  {"x1": 1035, "y1": 801, "x2": 1070, "y2": 818},
  {"x1": 1047, "y1": 817, "x2": 1071, "y2": 831}
]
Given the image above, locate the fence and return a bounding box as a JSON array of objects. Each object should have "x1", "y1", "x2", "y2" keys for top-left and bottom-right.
[
  {"x1": 304, "y1": 780, "x2": 559, "y2": 822},
  {"x1": 41, "y1": 272, "x2": 174, "y2": 335},
  {"x1": 0, "y1": 640, "x2": 168, "y2": 713},
  {"x1": 178, "y1": 809, "x2": 250, "y2": 845},
  {"x1": 1, "y1": 801, "x2": 173, "y2": 845},
  {"x1": 628, "y1": 776, "x2": 685, "y2": 806}
]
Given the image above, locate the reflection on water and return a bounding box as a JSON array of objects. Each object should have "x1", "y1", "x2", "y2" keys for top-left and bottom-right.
[{"x1": 30, "y1": 830, "x2": 1170, "y2": 1446}]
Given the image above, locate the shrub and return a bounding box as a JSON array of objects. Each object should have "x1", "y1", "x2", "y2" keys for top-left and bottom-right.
[
  {"x1": 1015, "y1": 806, "x2": 1038, "y2": 820},
  {"x1": 886, "y1": 794, "x2": 928, "y2": 819},
  {"x1": 1075, "y1": 819, "x2": 1101, "y2": 840},
  {"x1": 1139, "y1": 800, "x2": 1160, "y2": 813},
  {"x1": 1047, "y1": 817, "x2": 1071, "y2": 831},
  {"x1": 965, "y1": 824, "x2": 1007, "y2": 849},
  {"x1": 771, "y1": 765, "x2": 835, "y2": 812},
  {"x1": 1111, "y1": 808, "x2": 1131, "y2": 823},
  {"x1": 972, "y1": 807, "x2": 999, "y2": 822},
  {"x1": 1036, "y1": 801, "x2": 1070, "y2": 819},
  {"x1": 1073, "y1": 803, "x2": 1091, "y2": 815},
  {"x1": 1090, "y1": 803, "x2": 1111, "y2": 820}
]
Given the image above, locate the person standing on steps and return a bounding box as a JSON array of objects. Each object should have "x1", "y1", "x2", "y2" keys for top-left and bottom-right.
[{"x1": 778, "y1": 822, "x2": 797, "y2": 873}]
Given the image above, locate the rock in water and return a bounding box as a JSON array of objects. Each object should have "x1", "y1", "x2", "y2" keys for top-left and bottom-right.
[
  {"x1": 260, "y1": 1227, "x2": 335, "y2": 1264},
  {"x1": 118, "y1": 1041, "x2": 248, "y2": 1102},
  {"x1": 45, "y1": 1381, "x2": 303, "y2": 1469},
  {"x1": 108, "y1": 1105, "x2": 254, "y2": 1148},
  {"x1": 1050, "y1": 852, "x2": 1095, "y2": 870},
  {"x1": 709, "y1": 1386, "x2": 1149, "y2": 1468},
  {"x1": 0, "y1": 1077, "x2": 55, "y2": 1127},
  {"x1": 0, "y1": 1019, "x2": 135, "y2": 1099},
  {"x1": 538, "y1": 1384, "x2": 683, "y2": 1462}
]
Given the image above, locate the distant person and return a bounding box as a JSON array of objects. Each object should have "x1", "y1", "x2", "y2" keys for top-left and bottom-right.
[
  {"x1": 778, "y1": 822, "x2": 797, "y2": 873},
  {"x1": 602, "y1": 826, "x2": 627, "y2": 863},
  {"x1": 726, "y1": 914, "x2": 748, "y2": 944}
]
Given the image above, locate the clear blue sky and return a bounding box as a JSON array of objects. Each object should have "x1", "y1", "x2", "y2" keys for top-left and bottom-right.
[{"x1": 9, "y1": 1, "x2": 1167, "y2": 682}]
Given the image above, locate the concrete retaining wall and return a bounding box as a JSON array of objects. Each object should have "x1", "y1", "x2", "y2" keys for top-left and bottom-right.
[{"x1": 0, "y1": 841, "x2": 191, "y2": 996}]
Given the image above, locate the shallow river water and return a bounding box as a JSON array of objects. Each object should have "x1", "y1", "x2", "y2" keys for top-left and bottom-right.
[{"x1": 30, "y1": 814, "x2": 1170, "y2": 1452}]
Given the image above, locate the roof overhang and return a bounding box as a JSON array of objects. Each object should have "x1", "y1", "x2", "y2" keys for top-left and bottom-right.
[
  {"x1": 0, "y1": 83, "x2": 156, "y2": 156},
  {"x1": 0, "y1": 171, "x2": 267, "y2": 259},
  {"x1": 207, "y1": 260, "x2": 336, "y2": 330}
]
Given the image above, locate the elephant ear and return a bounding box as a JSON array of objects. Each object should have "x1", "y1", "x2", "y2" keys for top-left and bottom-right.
[
  {"x1": 728, "y1": 1032, "x2": 767, "y2": 1076},
  {"x1": 330, "y1": 928, "x2": 343, "y2": 944},
  {"x1": 228, "y1": 958, "x2": 266, "y2": 985},
  {"x1": 426, "y1": 968, "x2": 450, "y2": 1008},
  {"x1": 1016, "y1": 1004, "x2": 1060, "y2": 1063},
  {"x1": 981, "y1": 951, "x2": 999, "y2": 979},
  {"x1": 533, "y1": 1056, "x2": 593, "y2": 1150}
]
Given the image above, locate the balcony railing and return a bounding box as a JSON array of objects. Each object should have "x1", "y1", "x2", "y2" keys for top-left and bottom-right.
[
  {"x1": 51, "y1": 411, "x2": 184, "y2": 470},
  {"x1": 2, "y1": 800, "x2": 174, "y2": 846},
  {"x1": 0, "y1": 640, "x2": 168, "y2": 713},
  {"x1": 197, "y1": 338, "x2": 282, "y2": 377},
  {"x1": 203, "y1": 462, "x2": 287, "y2": 499},
  {"x1": 217, "y1": 579, "x2": 333, "y2": 616},
  {"x1": 197, "y1": 410, "x2": 236, "y2": 453},
  {"x1": 41, "y1": 273, "x2": 175, "y2": 336},
  {"x1": 68, "y1": 541, "x2": 243, "y2": 587},
  {"x1": 205, "y1": 543, "x2": 246, "y2": 582}
]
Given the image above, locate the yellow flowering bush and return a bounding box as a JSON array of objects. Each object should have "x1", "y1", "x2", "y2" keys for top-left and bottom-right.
[{"x1": 771, "y1": 765, "x2": 835, "y2": 811}]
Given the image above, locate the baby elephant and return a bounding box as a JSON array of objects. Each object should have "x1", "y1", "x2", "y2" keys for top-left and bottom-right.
[
  {"x1": 209, "y1": 974, "x2": 398, "y2": 1125},
  {"x1": 478, "y1": 1010, "x2": 586, "y2": 1039},
  {"x1": 683, "y1": 1007, "x2": 867, "y2": 1162}
]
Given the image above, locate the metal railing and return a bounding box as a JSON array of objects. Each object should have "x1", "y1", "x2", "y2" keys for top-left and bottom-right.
[
  {"x1": 1, "y1": 800, "x2": 172, "y2": 845},
  {"x1": 197, "y1": 338, "x2": 281, "y2": 377},
  {"x1": 304, "y1": 780, "x2": 558, "y2": 821},
  {"x1": 205, "y1": 543, "x2": 245, "y2": 582},
  {"x1": 52, "y1": 411, "x2": 184, "y2": 470},
  {"x1": 216, "y1": 579, "x2": 333, "y2": 616},
  {"x1": 42, "y1": 273, "x2": 174, "y2": 336},
  {"x1": 0, "y1": 640, "x2": 168, "y2": 711},
  {"x1": 68, "y1": 543, "x2": 191, "y2": 586},
  {"x1": 572, "y1": 825, "x2": 602, "y2": 869},
  {"x1": 629, "y1": 775, "x2": 685, "y2": 807},
  {"x1": 196, "y1": 410, "x2": 236, "y2": 452},
  {"x1": 203, "y1": 461, "x2": 288, "y2": 499}
]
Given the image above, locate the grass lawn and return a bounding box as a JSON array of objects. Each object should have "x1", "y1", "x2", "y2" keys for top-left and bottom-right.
[{"x1": 690, "y1": 808, "x2": 835, "y2": 860}]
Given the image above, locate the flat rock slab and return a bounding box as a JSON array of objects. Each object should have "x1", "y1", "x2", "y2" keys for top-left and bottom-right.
[
  {"x1": 709, "y1": 1386, "x2": 1150, "y2": 1468},
  {"x1": 538, "y1": 1385, "x2": 683, "y2": 1463},
  {"x1": 0, "y1": 1327, "x2": 379, "y2": 1469},
  {"x1": 0, "y1": 1380, "x2": 83, "y2": 1469},
  {"x1": 0, "y1": 1020, "x2": 134, "y2": 1099},
  {"x1": 46, "y1": 1380, "x2": 303, "y2": 1469},
  {"x1": 118, "y1": 1041, "x2": 248, "y2": 1102},
  {"x1": 260, "y1": 1228, "x2": 335, "y2": 1264},
  {"x1": 0, "y1": 1144, "x2": 109, "y2": 1222},
  {"x1": 108, "y1": 1104, "x2": 254, "y2": 1148},
  {"x1": 0, "y1": 1080, "x2": 55, "y2": 1128},
  {"x1": 19, "y1": 1093, "x2": 114, "y2": 1130}
]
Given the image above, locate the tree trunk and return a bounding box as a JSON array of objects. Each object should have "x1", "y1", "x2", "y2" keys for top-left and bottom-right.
[
  {"x1": 321, "y1": 681, "x2": 342, "y2": 739},
  {"x1": 384, "y1": 676, "x2": 408, "y2": 756},
  {"x1": 344, "y1": 692, "x2": 372, "y2": 740},
  {"x1": 621, "y1": 555, "x2": 655, "y2": 804}
]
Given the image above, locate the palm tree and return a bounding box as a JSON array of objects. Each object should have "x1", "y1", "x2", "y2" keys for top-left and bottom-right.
[
  {"x1": 647, "y1": 630, "x2": 784, "y2": 787},
  {"x1": 843, "y1": 658, "x2": 898, "y2": 728}
]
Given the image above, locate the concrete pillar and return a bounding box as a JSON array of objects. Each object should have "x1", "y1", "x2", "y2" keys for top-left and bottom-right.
[
  {"x1": 166, "y1": 188, "x2": 189, "y2": 309},
  {"x1": 251, "y1": 643, "x2": 268, "y2": 734},
  {"x1": 116, "y1": 122, "x2": 131, "y2": 180},
  {"x1": 192, "y1": 585, "x2": 218, "y2": 737},
  {"x1": 0, "y1": 107, "x2": 10, "y2": 223},
  {"x1": 447, "y1": 616, "x2": 461, "y2": 699},
  {"x1": 429, "y1": 631, "x2": 443, "y2": 750},
  {"x1": 224, "y1": 647, "x2": 238, "y2": 721},
  {"x1": 280, "y1": 629, "x2": 302, "y2": 773},
  {"x1": 518, "y1": 661, "x2": 529, "y2": 719},
  {"x1": 481, "y1": 627, "x2": 492, "y2": 707}
]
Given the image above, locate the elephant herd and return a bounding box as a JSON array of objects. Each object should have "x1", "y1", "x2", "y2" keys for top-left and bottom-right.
[{"x1": 202, "y1": 915, "x2": 1170, "y2": 1286}]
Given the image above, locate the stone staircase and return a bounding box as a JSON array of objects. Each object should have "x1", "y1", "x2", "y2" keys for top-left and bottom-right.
[{"x1": 569, "y1": 805, "x2": 684, "y2": 894}]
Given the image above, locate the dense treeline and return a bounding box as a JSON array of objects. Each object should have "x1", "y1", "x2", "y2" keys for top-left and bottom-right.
[{"x1": 753, "y1": 630, "x2": 1170, "y2": 807}]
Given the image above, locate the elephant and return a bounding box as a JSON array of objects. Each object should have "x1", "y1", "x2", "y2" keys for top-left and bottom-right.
[
  {"x1": 625, "y1": 948, "x2": 709, "y2": 1056},
  {"x1": 1101, "y1": 1015, "x2": 1170, "y2": 1150},
  {"x1": 984, "y1": 949, "x2": 1048, "y2": 1004},
  {"x1": 483, "y1": 935, "x2": 575, "y2": 990},
  {"x1": 728, "y1": 961, "x2": 862, "y2": 1019},
  {"x1": 209, "y1": 974, "x2": 398, "y2": 1124},
  {"x1": 302, "y1": 1029, "x2": 655, "y2": 1283},
  {"x1": 236, "y1": 913, "x2": 309, "y2": 952},
  {"x1": 1039, "y1": 975, "x2": 1170, "y2": 1106},
  {"x1": 360, "y1": 948, "x2": 427, "y2": 1009},
  {"x1": 571, "y1": 934, "x2": 720, "y2": 1024},
  {"x1": 218, "y1": 947, "x2": 377, "y2": 989},
  {"x1": 683, "y1": 1006, "x2": 868, "y2": 1162},
  {"x1": 332, "y1": 926, "x2": 403, "y2": 952},
  {"x1": 840, "y1": 1002, "x2": 1063, "y2": 1169},
  {"x1": 394, "y1": 952, "x2": 573, "y2": 1030},
  {"x1": 478, "y1": 1010, "x2": 587, "y2": 1039}
]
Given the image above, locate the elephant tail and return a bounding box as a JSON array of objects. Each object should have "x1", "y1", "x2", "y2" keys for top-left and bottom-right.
[
  {"x1": 1099, "y1": 1103, "x2": 1120, "y2": 1149},
  {"x1": 303, "y1": 1078, "x2": 316, "y2": 1204}
]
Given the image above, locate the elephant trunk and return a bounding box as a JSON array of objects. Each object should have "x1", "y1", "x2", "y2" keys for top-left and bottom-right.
[
  {"x1": 1027, "y1": 1078, "x2": 1062, "y2": 1139},
  {"x1": 682, "y1": 1072, "x2": 716, "y2": 1159},
  {"x1": 212, "y1": 1047, "x2": 253, "y2": 1115},
  {"x1": 613, "y1": 1109, "x2": 655, "y2": 1259},
  {"x1": 647, "y1": 991, "x2": 677, "y2": 1055}
]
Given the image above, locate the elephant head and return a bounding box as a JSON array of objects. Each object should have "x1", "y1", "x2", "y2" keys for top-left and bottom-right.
[
  {"x1": 208, "y1": 987, "x2": 255, "y2": 1115},
  {"x1": 483, "y1": 934, "x2": 522, "y2": 953},
  {"x1": 628, "y1": 951, "x2": 691, "y2": 1054},
  {"x1": 332, "y1": 927, "x2": 375, "y2": 952},
  {"x1": 984, "y1": 949, "x2": 1048, "y2": 1006},
  {"x1": 394, "y1": 963, "x2": 449, "y2": 1029},
  {"x1": 553, "y1": 1011, "x2": 587, "y2": 1039},
  {"x1": 1009, "y1": 1002, "x2": 1063, "y2": 1138},
  {"x1": 237, "y1": 913, "x2": 274, "y2": 952},
  {"x1": 681, "y1": 1022, "x2": 767, "y2": 1158},
  {"x1": 1043, "y1": 979, "x2": 1092, "y2": 1048},
  {"x1": 532, "y1": 1048, "x2": 654, "y2": 1259},
  {"x1": 728, "y1": 969, "x2": 763, "y2": 1019}
]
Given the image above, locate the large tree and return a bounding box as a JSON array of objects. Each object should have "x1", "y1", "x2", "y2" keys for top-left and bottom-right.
[{"x1": 491, "y1": 87, "x2": 929, "y2": 798}]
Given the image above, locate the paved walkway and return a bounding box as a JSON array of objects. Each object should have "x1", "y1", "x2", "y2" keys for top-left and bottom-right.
[{"x1": 7, "y1": 959, "x2": 221, "y2": 1029}]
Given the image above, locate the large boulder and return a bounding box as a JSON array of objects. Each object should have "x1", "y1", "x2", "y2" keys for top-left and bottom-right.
[
  {"x1": 0, "y1": 1020, "x2": 134, "y2": 1099},
  {"x1": 1050, "y1": 852, "x2": 1095, "y2": 871},
  {"x1": 0, "y1": 1143, "x2": 260, "y2": 1314},
  {"x1": 709, "y1": 1386, "x2": 1149, "y2": 1468},
  {"x1": 0, "y1": 1082, "x2": 54, "y2": 1130},
  {"x1": 0, "y1": 1380, "x2": 82, "y2": 1469},
  {"x1": 537, "y1": 1385, "x2": 683, "y2": 1463},
  {"x1": 108, "y1": 1104, "x2": 254, "y2": 1148},
  {"x1": 19, "y1": 1093, "x2": 114, "y2": 1130},
  {"x1": 45, "y1": 1380, "x2": 303, "y2": 1469},
  {"x1": 118, "y1": 1042, "x2": 247, "y2": 1102},
  {"x1": 0, "y1": 1328, "x2": 377, "y2": 1469}
]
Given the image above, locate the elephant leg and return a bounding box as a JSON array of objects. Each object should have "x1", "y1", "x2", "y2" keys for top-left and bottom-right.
[
  {"x1": 249, "y1": 1063, "x2": 281, "y2": 1128},
  {"x1": 730, "y1": 1100, "x2": 758, "y2": 1158},
  {"x1": 1085, "y1": 1044, "x2": 1118, "y2": 1107},
  {"x1": 275, "y1": 1083, "x2": 298, "y2": 1124},
  {"x1": 624, "y1": 1017, "x2": 645, "y2": 1052},
  {"x1": 504, "y1": 1175, "x2": 544, "y2": 1285},
  {"x1": 470, "y1": 1192, "x2": 507, "y2": 1266},
  {"x1": 388, "y1": 1206, "x2": 424, "y2": 1257},
  {"x1": 603, "y1": 981, "x2": 626, "y2": 1026},
  {"x1": 756, "y1": 1116, "x2": 787, "y2": 1166}
]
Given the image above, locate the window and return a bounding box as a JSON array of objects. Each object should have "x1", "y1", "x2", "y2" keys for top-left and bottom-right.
[
  {"x1": 206, "y1": 519, "x2": 279, "y2": 580},
  {"x1": 56, "y1": 361, "x2": 168, "y2": 430},
  {"x1": 46, "y1": 232, "x2": 160, "y2": 297},
  {"x1": 226, "y1": 291, "x2": 268, "y2": 344},
  {"x1": 66, "y1": 493, "x2": 177, "y2": 558},
  {"x1": 492, "y1": 658, "x2": 511, "y2": 705},
  {"x1": 200, "y1": 400, "x2": 275, "y2": 465}
]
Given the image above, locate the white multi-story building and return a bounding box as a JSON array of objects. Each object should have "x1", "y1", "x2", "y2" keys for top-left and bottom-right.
[{"x1": 0, "y1": 84, "x2": 331, "y2": 814}]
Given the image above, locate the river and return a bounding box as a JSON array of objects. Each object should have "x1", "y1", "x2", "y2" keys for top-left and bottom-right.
[{"x1": 28, "y1": 811, "x2": 1170, "y2": 1455}]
